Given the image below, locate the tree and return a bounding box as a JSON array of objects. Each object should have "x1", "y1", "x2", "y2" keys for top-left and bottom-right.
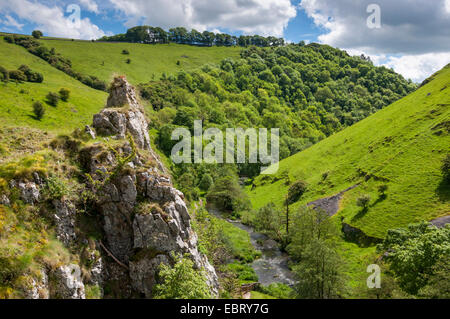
[
  {"x1": 254, "y1": 203, "x2": 284, "y2": 242},
  {"x1": 377, "y1": 184, "x2": 388, "y2": 197},
  {"x1": 356, "y1": 194, "x2": 371, "y2": 209},
  {"x1": 378, "y1": 222, "x2": 450, "y2": 295},
  {"x1": 206, "y1": 175, "x2": 249, "y2": 212},
  {"x1": 59, "y1": 88, "x2": 70, "y2": 102},
  {"x1": 46, "y1": 92, "x2": 59, "y2": 106},
  {"x1": 32, "y1": 30, "x2": 43, "y2": 39},
  {"x1": 287, "y1": 206, "x2": 338, "y2": 261},
  {"x1": 418, "y1": 255, "x2": 450, "y2": 299},
  {"x1": 199, "y1": 174, "x2": 213, "y2": 191},
  {"x1": 287, "y1": 180, "x2": 307, "y2": 204},
  {"x1": 292, "y1": 238, "x2": 346, "y2": 299},
  {"x1": 32, "y1": 101, "x2": 45, "y2": 120},
  {"x1": 153, "y1": 254, "x2": 211, "y2": 299}
]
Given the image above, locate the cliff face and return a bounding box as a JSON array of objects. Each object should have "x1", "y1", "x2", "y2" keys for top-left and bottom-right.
[
  {"x1": 3, "y1": 76, "x2": 218, "y2": 299},
  {"x1": 90, "y1": 76, "x2": 219, "y2": 298}
]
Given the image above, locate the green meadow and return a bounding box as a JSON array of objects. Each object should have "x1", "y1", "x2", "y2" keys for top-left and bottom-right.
[{"x1": 39, "y1": 38, "x2": 241, "y2": 85}]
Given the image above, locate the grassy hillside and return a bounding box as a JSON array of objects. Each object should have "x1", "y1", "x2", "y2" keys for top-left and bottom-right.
[
  {"x1": 38, "y1": 39, "x2": 241, "y2": 85},
  {"x1": 247, "y1": 64, "x2": 450, "y2": 238},
  {"x1": 0, "y1": 36, "x2": 107, "y2": 133}
]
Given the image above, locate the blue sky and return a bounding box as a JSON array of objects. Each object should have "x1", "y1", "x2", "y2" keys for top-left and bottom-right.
[{"x1": 1, "y1": 0, "x2": 449, "y2": 82}]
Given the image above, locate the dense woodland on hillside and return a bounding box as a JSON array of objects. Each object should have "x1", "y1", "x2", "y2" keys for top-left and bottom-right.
[
  {"x1": 139, "y1": 43, "x2": 416, "y2": 194},
  {"x1": 100, "y1": 25, "x2": 286, "y2": 47}
]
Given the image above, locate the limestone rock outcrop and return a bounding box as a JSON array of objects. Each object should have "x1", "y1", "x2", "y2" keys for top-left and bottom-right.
[
  {"x1": 90, "y1": 76, "x2": 219, "y2": 298},
  {"x1": 49, "y1": 265, "x2": 85, "y2": 299}
]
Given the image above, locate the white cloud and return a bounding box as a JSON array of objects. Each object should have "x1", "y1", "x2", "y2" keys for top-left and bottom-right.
[
  {"x1": 300, "y1": 0, "x2": 450, "y2": 82},
  {"x1": 300, "y1": 0, "x2": 450, "y2": 55},
  {"x1": 382, "y1": 53, "x2": 450, "y2": 83},
  {"x1": 0, "y1": 0, "x2": 105, "y2": 40},
  {"x1": 79, "y1": 0, "x2": 99, "y2": 14},
  {"x1": 109, "y1": 0, "x2": 297, "y2": 37},
  {"x1": 0, "y1": 14, "x2": 24, "y2": 30}
]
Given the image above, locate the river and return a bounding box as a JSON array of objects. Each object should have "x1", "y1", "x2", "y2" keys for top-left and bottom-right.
[{"x1": 207, "y1": 206, "x2": 296, "y2": 287}]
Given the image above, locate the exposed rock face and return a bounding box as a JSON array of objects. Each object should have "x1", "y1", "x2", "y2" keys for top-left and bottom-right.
[
  {"x1": 17, "y1": 182, "x2": 40, "y2": 204},
  {"x1": 52, "y1": 199, "x2": 77, "y2": 247},
  {"x1": 93, "y1": 76, "x2": 151, "y2": 150},
  {"x1": 90, "y1": 77, "x2": 219, "y2": 298},
  {"x1": 25, "y1": 270, "x2": 49, "y2": 299},
  {"x1": 49, "y1": 265, "x2": 85, "y2": 299}
]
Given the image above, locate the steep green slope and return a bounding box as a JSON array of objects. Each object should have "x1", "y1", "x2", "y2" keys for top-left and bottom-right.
[
  {"x1": 0, "y1": 37, "x2": 107, "y2": 133},
  {"x1": 247, "y1": 64, "x2": 450, "y2": 238},
  {"x1": 38, "y1": 39, "x2": 241, "y2": 85}
]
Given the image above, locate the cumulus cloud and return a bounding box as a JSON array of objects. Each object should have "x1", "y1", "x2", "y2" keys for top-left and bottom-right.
[
  {"x1": 109, "y1": 0, "x2": 297, "y2": 37},
  {"x1": 300, "y1": 0, "x2": 450, "y2": 82},
  {"x1": 382, "y1": 53, "x2": 450, "y2": 83},
  {"x1": 0, "y1": 0, "x2": 105, "y2": 39},
  {"x1": 0, "y1": 14, "x2": 24, "y2": 30},
  {"x1": 79, "y1": 0, "x2": 99, "y2": 14}
]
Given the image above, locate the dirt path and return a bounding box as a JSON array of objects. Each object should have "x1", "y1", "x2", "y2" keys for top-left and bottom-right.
[
  {"x1": 307, "y1": 184, "x2": 360, "y2": 216},
  {"x1": 431, "y1": 215, "x2": 450, "y2": 228}
]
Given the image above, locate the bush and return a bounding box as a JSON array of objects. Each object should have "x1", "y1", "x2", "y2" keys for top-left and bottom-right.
[
  {"x1": 378, "y1": 184, "x2": 388, "y2": 196},
  {"x1": 153, "y1": 254, "x2": 211, "y2": 299},
  {"x1": 0, "y1": 66, "x2": 8, "y2": 82},
  {"x1": 18, "y1": 65, "x2": 43, "y2": 83},
  {"x1": 46, "y1": 92, "x2": 59, "y2": 106},
  {"x1": 32, "y1": 30, "x2": 43, "y2": 39},
  {"x1": 126, "y1": 58, "x2": 131, "y2": 64},
  {"x1": 199, "y1": 174, "x2": 213, "y2": 191},
  {"x1": 8, "y1": 70, "x2": 26, "y2": 82},
  {"x1": 356, "y1": 194, "x2": 371, "y2": 209},
  {"x1": 32, "y1": 101, "x2": 45, "y2": 120},
  {"x1": 59, "y1": 88, "x2": 70, "y2": 102},
  {"x1": 4, "y1": 35, "x2": 14, "y2": 43},
  {"x1": 122, "y1": 49, "x2": 129, "y2": 55},
  {"x1": 287, "y1": 180, "x2": 307, "y2": 204}
]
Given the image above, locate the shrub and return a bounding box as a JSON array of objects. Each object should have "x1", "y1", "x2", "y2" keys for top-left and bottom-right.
[
  {"x1": 378, "y1": 184, "x2": 389, "y2": 196},
  {"x1": 59, "y1": 88, "x2": 70, "y2": 102},
  {"x1": 8, "y1": 70, "x2": 27, "y2": 82},
  {"x1": 0, "y1": 66, "x2": 8, "y2": 82},
  {"x1": 126, "y1": 58, "x2": 131, "y2": 64},
  {"x1": 32, "y1": 101, "x2": 45, "y2": 120},
  {"x1": 356, "y1": 194, "x2": 371, "y2": 209},
  {"x1": 199, "y1": 174, "x2": 213, "y2": 191},
  {"x1": 18, "y1": 65, "x2": 43, "y2": 83},
  {"x1": 122, "y1": 49, "x2": 129, "y2": 55},
  {"x1": 287, "y1": 180, "x2": 307, "y2": 204},
  {"x1": 43, "y1": 176, "x2": 69, "y2": 199},
  {"x1": 153, "y1": 254, "x2": 211, "y2": 299},
  {"x1": 32, "y1": 30, "x2": 43, "y2": 39},
  {"x1": 46, "y1": 92, "x2": 59, "y2": 106},
  {"x1": 4, "y1": 35, "x2": 14, "y2": 43}
]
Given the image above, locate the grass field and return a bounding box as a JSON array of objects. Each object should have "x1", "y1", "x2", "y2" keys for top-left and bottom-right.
[
  {"x1": 38, "y1": 38, "x2": 241, "y2": 85},
  {"x1": 0, "y1": 36, "x2": 107, "y2": 133},
  {"x1": 247, "y1": 64, "x2": 450, "y2": 238}
]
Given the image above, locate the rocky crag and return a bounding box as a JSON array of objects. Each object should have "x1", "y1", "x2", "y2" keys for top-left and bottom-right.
[{"x1": 4, "y1": 76, "x2": 218, "y2": 299}]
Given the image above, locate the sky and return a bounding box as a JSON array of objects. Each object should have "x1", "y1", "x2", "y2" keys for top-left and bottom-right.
[{"x1": 0, "y1": 0, "x2": 449, "y2": 82}]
